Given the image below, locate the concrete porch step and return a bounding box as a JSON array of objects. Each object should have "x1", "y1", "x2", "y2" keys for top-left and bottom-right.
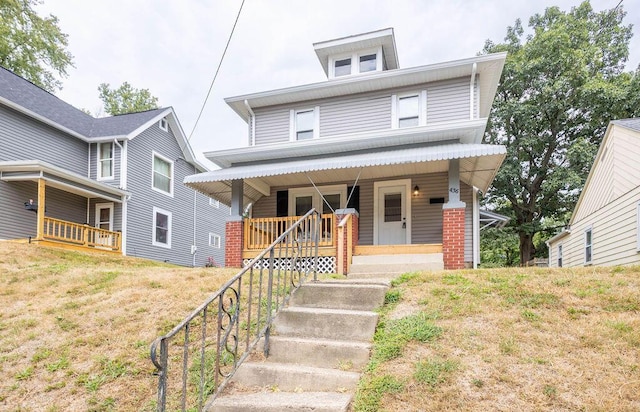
[
  {"x1": 265, "y1": 335, "x2": 372, "y2": 371},
  {"x1": 230, "y1": 362, "x2": 361, "y2": 392},
  {"x1": 290, "y1": 282, "x2": 387, "y2": 311},
  {"x1": 274, "y1": 306, "x2": 378, "y2": 341},
  {"x1": 209, "y1": 391, "x2": 352, "y2": 412},
  {"x1": 352, "y1": 253, "x2": 443, "y2": 265},
  {"x1": 349, "y1": 253, "x2": 444, "y2": 275}
]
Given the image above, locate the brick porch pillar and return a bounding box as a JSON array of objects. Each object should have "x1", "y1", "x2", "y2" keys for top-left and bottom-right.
[
  {"x1": 225, "y1": 220, "x2": 243, "y2": 268},
  {"x1": 442, "y1": 207, "x2": 465, "y2": 270},
  {"x1": 335, "y1": 208, "x2": 359, "y2": 275}
]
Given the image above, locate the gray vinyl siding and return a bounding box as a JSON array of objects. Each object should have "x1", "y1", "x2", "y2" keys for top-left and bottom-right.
[
  {"x1": 253, "y1": 108, "x2": 290, "y2": 145},
  {"x1": 89, "y1": 142, "x2": 122, "y2": 187},
  {"x1": 125, "y1": 123, "x2": 227, "y2": 267},
  {"x1": 251, "y1": 77, "x2": 473, "y2": 146},
  {"x1": 427, "y1": 78, "x2": 472, "y2": 123},
  {"x1": 0, "y1": 180, "x2": 86, "y2": 240},
  {"x1": 319, "y1": 94, "x2": 390, "y2": 137},
  {"x1": 0, "y1": 105, "x2": 88, "y2": 175},
  {"x1": 250, "y1": 172, "x2": 474, "y2": 261}
]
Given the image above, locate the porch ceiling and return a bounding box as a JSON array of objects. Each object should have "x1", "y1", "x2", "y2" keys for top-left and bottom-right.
[
  {"x1": 0, "y1": 160, "x2": 128, "y2": 203},
  {"x1": 184, "y1": 143, "x2": 506, "y2": 208}
]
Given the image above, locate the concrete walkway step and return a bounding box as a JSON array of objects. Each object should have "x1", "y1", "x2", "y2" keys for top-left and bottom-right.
[
  {"x1": 290, "y1": 282, "x2": 387, "y2": 311},
  {"x1": 274, "y1": 306, "x2": 378, "y2": 341},
  {"x1": 231, "y1": 362, "x2": 361, "y2": 392},
  {"x1": 265, "y1": 335, "x2": 371, "y2": 371},
  {"x1": 209, "y1": 391, "x2": 352, "y2": 412}
]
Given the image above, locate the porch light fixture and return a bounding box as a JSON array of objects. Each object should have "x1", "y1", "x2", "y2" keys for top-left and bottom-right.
[{"x1": 413, "y1": 185, "x2": 419, "y2": 196}]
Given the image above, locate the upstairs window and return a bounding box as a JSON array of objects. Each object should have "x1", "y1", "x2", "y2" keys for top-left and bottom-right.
[
  {"x1": 585, "y1": 227, "x2": 592, "y2": 264},
  {"x1": 334, "y1": 58, "x2": 352, "y2": 77},
  {"x1": 159, "y1": 117, "x2": 168, "y2": 131},
  {"x1": 398, "y1": 95, "x2": 420, "y2": 127},
  {"x1": 290, "y1": 107, "x2": 319, "y2": 141},
  {"x1": 152, "y1": 152, "x2": 173, "y2": 196},
  {"x1": 359, "y1": 54, "x2": 377, "y2": 72},
  {"x1": 98, "y1": 142, "x2": 114, "y2": 180}
]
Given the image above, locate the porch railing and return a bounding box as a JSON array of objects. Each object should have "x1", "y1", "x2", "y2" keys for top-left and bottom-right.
[
  {"x1": 150, "y1": 209, "x2": 321, "y2": 412},
  {"x1": 244, "y1": 214, "x2": 334, "y2": 250},
  {"x1": 42, "y1": 217, "x2": 121, "y2": 251}
]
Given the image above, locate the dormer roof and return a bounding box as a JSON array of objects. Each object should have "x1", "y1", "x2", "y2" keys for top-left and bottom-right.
[{"x1": 313, "y1": 28, "x2": 399, "y2": 76}]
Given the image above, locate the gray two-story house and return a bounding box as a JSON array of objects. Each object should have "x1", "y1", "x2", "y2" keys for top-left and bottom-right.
[
  {"x1": 0, "y1": 66, "x2": 228, "y2": 267},
  {"x1": 185, "y1": 28, "x2": 507, "y2": 272}
]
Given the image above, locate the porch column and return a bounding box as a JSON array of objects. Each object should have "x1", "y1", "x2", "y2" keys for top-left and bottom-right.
[
  {"x1": 335, "y1": 208, "x2": 359, "y2": 275},
  {"x1": 443, "y1": 159, "x2": 466, "y2": 270},
  {"x1": 225, "y1": 179, "x2": 244, "y2": 268},
  {"x1": 36, "y1": 179, "x2": 46, "y2": 240}
]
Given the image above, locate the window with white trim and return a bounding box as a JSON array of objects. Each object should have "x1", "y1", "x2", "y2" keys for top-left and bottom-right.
[
  {"x1": 290, "y1": 107, "x2": 319, "y2": 141},
  {"x1": 159, "y1": 117, "x2": 168, "y2": 131},
  {"x1": 209, "y1": 233, "x2": 221, "y2": 248},
  {"x1": 585, "y1": 227, "x2": 592, "y2": 264},
  {"x1": 557, "y1": 244, "x2": 563, "y2": 268},
  {"x1": 152, "y1": 152, "x2": 173, "y2": 196},
  {"x1": 329, "y1": 47, "x2": 382, "y2": 78},
  {"x1": 209, "y1": 198, "x2": 220, "y2": 208},
  {"x1": 153, "y1": 207, "x2": 172, "y2": 248},
  {"x1": 97, "y1": 142, "x2": 114, "y2": 180},
  {"x1": 392, "y1": 91, "x2": 426, "y2": 129}
]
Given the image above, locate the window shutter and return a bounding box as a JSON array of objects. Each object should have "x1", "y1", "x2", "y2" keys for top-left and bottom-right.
[{"x1": 276, "y1": 190, "x2": 288, "y2": 217}]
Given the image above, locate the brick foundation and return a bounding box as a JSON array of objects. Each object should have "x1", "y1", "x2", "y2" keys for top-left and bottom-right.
[
  {"x1": 225, "y1": 220, "x2": 243, "y2": 268},
  {"x1": 442, "y1": 207, "x2": 465, "y2": 270}
]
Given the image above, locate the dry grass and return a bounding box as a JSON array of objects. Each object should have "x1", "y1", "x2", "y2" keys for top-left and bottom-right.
[
  {"x1": 355, "y1": 268, "x2": 640, "y2": 412},
  {"x1": 0, "y1": 242, "x2": 238, "y2": 411}
]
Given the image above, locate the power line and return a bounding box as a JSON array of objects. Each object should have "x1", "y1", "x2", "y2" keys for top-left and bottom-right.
[{"x1": 188, "y1": 0, "x2": 246, "y2": 141}]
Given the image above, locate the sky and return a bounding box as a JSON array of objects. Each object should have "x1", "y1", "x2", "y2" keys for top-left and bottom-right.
[{"x1": 38, "y1": 0, "x2": 639, "y2": 167}]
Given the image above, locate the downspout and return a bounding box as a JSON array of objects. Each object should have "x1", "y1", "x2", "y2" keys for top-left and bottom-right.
[
  {"x1": 191, "y1": 163, "x2": 198, "y2": 267},
  {"x1": 469, "y1": 62, "x2": 477, "y2": 120},
  {"x1": 114, "y1": 138, "x2": 127, "y2": 255},
  {"x1": 472, "y1": 187, "x2": 479, "y2": 269},
  {"x1": 244, "y1": 99, "x2": 256, "y2": 146}
]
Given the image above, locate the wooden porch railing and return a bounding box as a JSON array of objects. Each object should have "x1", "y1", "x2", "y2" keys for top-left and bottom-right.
[
  {"x1": 244, "y1": 214, "x2": 334, "y2": 250},
  {"x1": 42, "y1": 217, "x2": 122, "y2": 252}
]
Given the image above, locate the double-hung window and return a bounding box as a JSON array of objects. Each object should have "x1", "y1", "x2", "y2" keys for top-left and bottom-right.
[
  {"x1": 98, "y1": 142, "x2": 114, "y2": 180},
  {"x1": 152, "y1": 152, "x2": 173, "y2": 196},
  {"x1": 557, "y1": 244, "x2": 563, "y2": 268},
  {"x1": 153, "y1": 207, "x2": 172, "y2": 248},
  {"x1": 209, "y1": 233, "x2": 221, "y2": 248},
  {"x1": 290, "y1": 107, "x2": 319, "y2": 141},
  {"x1": 585, "y1": 227, "x2": 593, "y2": 264},
  {"x1": 398, "y1": 95, "x2": 420, "y2": 127}
]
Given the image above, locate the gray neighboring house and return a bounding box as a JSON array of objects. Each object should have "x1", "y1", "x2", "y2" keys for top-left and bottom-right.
[{"x1": 0, "y1": 66, "x2": 228, "y2": 267}]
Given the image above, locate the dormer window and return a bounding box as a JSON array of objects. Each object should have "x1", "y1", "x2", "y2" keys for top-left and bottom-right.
[
  {"x1": 359, "y1": 54, "x2": 377, "y2": 72},
  {"x1": 334, "y1": 58, "x2": 352, "y2": 77},
  {"x1": 328, "y1": 47, "x2": 383, "y2": 79}
]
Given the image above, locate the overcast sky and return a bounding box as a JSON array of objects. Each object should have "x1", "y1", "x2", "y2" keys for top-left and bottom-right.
[{"x1": 38, "y1": 0, "x2": 639, "y2": 167}]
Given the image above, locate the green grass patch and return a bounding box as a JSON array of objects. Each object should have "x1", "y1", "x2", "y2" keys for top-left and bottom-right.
[
  {"x1": 353, "y1": 374, "x2": 404, "y2": 412},
  {"x1": 414, "y1": 358, "x2": 458, "y2": 387}
]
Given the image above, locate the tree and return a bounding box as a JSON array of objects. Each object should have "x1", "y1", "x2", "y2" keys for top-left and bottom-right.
[
  {"x1": 482, "y1": 1, "x2": 638, "y2": 265},
  {"x1": 98, "y1": 82, "x2": 159, "y2": 115},
  {"x1": 0, "y1": 0, "x2": 74, "y2": 92}
]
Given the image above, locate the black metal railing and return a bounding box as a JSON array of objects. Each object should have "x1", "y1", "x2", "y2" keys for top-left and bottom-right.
[{"x1": 150, "y1": 209, "x2": 320, "y2": 411}]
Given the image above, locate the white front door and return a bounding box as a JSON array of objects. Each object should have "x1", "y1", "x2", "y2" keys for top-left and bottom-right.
[
  {"x1": 374, "y1": 180, "x2": 411, "y2": 245},
  {"x1": 95, "y1": 203, "x2": 114, "y2": 246}
]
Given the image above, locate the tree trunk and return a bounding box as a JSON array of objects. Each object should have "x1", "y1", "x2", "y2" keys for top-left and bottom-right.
[{"x1": 519, "y1": 232, "x2": 535, "y2": 266}]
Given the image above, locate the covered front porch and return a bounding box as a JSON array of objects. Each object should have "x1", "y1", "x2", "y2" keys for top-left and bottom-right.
[
  {"x1": 185, "y1": 142, "x2": 506, "y2": 273},
  {"x1": 0, "y1": 160, "x2": 127, "y2": 253}
]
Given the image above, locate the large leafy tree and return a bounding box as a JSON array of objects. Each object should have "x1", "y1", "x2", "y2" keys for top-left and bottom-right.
[
  {"x1": 482, "y1": 1, "x2": 639, "y2": 265},
  {"x1": 98, "y1": 82, "x2": 159, "y2": 115},
  {"x1": 0, "y1": 0, "x2": 74, "y2": 92}
]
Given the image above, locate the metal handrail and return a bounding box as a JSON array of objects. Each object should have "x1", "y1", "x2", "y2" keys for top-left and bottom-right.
[{"x1": 150, "y1": 209, "x2": 320, "y2": 411}]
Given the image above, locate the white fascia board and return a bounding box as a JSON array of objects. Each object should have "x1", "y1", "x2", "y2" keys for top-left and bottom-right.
[
  {"x1": 0, "y1": 96, "x2": 90, "y2": 142},
  {"x1": 204, "y1": 118, "x2": 488, "y2": 168},
  {"x1": 546, "y1": 229, "x2": 571, "y2": 246},
  {"x1": 225, "y1": 52, "x2": 507, "y2": 121},
  {"x1": 125, "y1": 107, "x2": 173, "y2": 140}
]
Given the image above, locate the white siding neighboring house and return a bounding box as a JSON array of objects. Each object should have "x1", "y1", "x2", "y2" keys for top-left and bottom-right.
[
  {"x1": 0, "y1": 66, "x2": 228, "y2": 266},
  {"x1": 547, "y1": 119, "x2": 640, "y2": 267}
]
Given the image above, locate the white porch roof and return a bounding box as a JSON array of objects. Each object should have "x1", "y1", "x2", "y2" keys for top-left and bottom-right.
[{"x1": 184, "y1": 143, "x2": 506, "y2": 207}]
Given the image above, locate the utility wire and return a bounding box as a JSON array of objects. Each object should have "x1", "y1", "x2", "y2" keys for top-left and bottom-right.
[{"x1": 188, "y1": 0, "x2": 245, "y2": 141}]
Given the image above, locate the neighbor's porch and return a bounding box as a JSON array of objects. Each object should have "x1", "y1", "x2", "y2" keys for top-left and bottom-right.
[{"x1": 0, "y1": 161, "x2": 127, "y2": 254}]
